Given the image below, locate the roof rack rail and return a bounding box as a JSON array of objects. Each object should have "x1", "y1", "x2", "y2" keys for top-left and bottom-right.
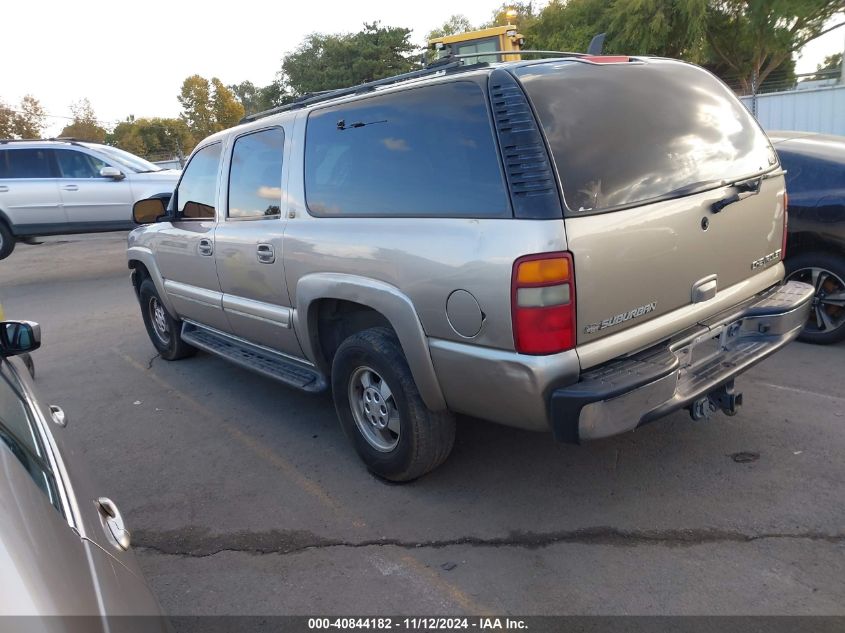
[
  {"x1": 0, "y1": 137, "x2": 89, "y2": 145},
  {"x1": 238, "y1": 48, "x2": 595, "y2": 125},
  {"x1": 240, "y1": 60, "x2": 478, "y2": 124},
  {"x1": 447, "y1": 49, "x2": 589, "y2": 60}
]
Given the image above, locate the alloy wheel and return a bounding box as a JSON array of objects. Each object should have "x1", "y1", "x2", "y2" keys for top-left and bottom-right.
[{"x1": 348, "y1": 366, "x2": 401, "y2": 452}]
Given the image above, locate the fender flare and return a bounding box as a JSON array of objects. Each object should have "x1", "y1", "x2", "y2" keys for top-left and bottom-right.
[
  {"x1": 127, "y1": 246, "x2": 176, "y2": 315},
  {"x1": 294, "y1": 273, "x2": 447, "y2": 411}
]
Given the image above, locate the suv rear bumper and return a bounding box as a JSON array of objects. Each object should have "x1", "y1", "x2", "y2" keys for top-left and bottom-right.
[{"x1": 549, "y1": 281, "x2": 814, "y2": 443}]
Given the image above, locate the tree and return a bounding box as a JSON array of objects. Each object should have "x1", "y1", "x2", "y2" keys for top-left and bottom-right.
[
  {"x1": 107, "y1": 117, "x2": 195, "y2": 158},
  {"x1": 59, "y1": 98, "x2": 106, "y2": 143},
  {"x1": 706, "y1": 1, "x2": 845, "y2": 94},
  {"x1": 524, "y1": 0, "x2": 611, "y2": 53},
  {"x1": 426, "y1": 14, "x2": 474, "y2": 41},
  {"x1": 178, "y1": 75, "x2": 244, "y2": 139},
  {"x1": 523, "y1": 0, "x2": 843, "y2": 93},
  {"x1": 608, "y1": 0, "x2": 708, "y2": 60},
  {"x1": 281, "y1": 23, "x2": 418, "y2": 96},
  {"x1": 228, "y1": 80, "x2": 286, "y2": 116},
  {"x1": 0, "y1": 94, "x2": 47, "y2": 139},
  {"x1": 808, "y1": 51, "x2": 843, "y2": 80}
]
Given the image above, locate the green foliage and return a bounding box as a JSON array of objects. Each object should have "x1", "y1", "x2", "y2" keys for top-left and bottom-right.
[
  {"x1": 0, "y1": 95, "x2": 46, "y2": 139},
  {"x1": 817, "y1": 51, "x2": 843, "y2": 73},
  {"x1": 228, "y1": 80, "x2": 287, "y2": 116},
  {"x1": 524, "y1": 0, "x2": 610, "y2": 53},
  {"x1": 609, "y1": 0, "x2": 708, "y2": 60},
  {"x1": 522, "y1": 0, "x2": 843, "y2": 92},
  {"x1": 426, "y1": 14, "x2": 474, "y2": 41},
  {"x1": 59, "y1": 98, "x2": 106, "y2": 143},
  {"x1": 705, "y1": 0, "x2": 845, "y2": 93},
  {"x1": 281, "y1": 23, "x2": 418, "y2": 96},
  {"x1": 178, "y1": 75, "x2": 245, "y2": 139},
  {"x1": 810, "y1": 51, "x2": 843, "y2": 79},
  {"x1": 106, "y1": 117, "x2": 195, "y2": 159}
]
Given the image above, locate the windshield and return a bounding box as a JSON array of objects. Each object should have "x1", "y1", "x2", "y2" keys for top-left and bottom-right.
[
  {"x1": 89, "y1": 145, "x2": 163, "y2": 173},
  {"x1": 515, "y1": 60, "x2": 778, "y2": 214}
]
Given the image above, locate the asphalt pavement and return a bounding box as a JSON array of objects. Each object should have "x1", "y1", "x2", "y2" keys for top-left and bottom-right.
[{"x1": 1, "y1": 233, "x2": 843, "y2": 616}]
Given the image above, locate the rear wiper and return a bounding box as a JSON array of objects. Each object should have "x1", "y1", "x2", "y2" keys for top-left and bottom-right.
[
  {"x1": 710, "y1": 177, "x2": 762, "y2": 214},
  {"x1": 663, "y1": 179, "x2": 726, "y2": 198}
]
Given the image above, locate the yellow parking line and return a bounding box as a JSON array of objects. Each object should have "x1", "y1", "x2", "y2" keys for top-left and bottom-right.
[{"x1": 113, "y1": 347, "x2": 492, "y2": 615}]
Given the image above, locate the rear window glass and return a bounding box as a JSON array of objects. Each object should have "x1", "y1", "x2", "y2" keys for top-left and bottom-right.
[
  {"x1": 305, "y1": 81, "x2": 509, "y2": 218},
  {"x1": 515, "y1": 60, "x2": 778, "y2": 214}
]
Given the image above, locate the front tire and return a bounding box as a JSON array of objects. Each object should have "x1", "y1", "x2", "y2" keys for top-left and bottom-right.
[
  {"x1": 785, "y1": 251, "x2": 845, "y2": 345},
  {"x1": 138, "y1": 278, "x2": 196, "y2": 360},
  {"x1": 0, "y1": 222, "x2": 15, "y2": 260},
  {"x1": 331, "y1": 327, "x2": 455, "y2": 482}
]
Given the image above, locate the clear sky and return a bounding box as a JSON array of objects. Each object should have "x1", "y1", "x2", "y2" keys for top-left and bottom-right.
[{"x1": 3, "y1": 1, "x2": 843, "y2": 137}]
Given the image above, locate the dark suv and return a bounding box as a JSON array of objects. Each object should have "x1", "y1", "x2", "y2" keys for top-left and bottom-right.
[{"x1": 771, "y1": 131, "x2": 845, "y2": 344}]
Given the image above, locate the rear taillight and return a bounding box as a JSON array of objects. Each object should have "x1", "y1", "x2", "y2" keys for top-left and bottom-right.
[
  {"x1": 781, "y1": 191, "x2": 789, "y2": 259},
  {"x1": 511, "y1": 252, "x2": 576, "y2": 355}
]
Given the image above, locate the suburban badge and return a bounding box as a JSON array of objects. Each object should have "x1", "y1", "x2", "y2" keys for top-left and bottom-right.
[{"x1": 585, "y1": 302, "x2": 658, "y2": 334}]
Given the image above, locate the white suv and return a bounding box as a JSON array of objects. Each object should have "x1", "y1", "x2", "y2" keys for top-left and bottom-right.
[{"x1": 0, "y1": 139, "x2": 181, "y2": 260}]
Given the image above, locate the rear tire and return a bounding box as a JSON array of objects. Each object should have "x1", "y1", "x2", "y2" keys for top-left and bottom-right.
[
  {"x1": 138, "y1": 278, "x2": 196, "y2": 360},
  {"x1": 331, "y1": 327, "x2": 455, "y2": 482},
  {"x1": 785, "y1": 251, "x2": 845, "y2": 345},
  {"x1": 0, "y1": 222, "x2": 15, "y2": 260}
]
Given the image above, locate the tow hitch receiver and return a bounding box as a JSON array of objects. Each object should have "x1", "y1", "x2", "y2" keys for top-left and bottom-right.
[{"x1": 689, "y1": 381, "x2": 743, "y2": 421}]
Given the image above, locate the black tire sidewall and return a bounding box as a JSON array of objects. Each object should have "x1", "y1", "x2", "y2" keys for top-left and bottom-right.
[
  {"x1": 0, "y1": 222, "x2": 14, "y2": 260},
  {"x1": 332, "y1": 333, "x2": 421, "y2": 480},
  {"x1": 139, "y1": 279, "x2": 181, "y2": 358},
  {"x1": 785, "y1": 251, "x2": 845, "y2": 344}
]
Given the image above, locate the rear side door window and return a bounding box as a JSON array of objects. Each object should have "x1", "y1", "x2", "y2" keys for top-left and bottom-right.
[
  {"x1": 304, "y1": 81, "x2": 509, "y2": 218},
  {"x1": 0, "y1": 148, "x2": 55, "y2": 179},
  {"x1": 175, "y1": 143, "x2": 222, "y2": 220},
  {"x1": 227, "y1": 127, "x2": 285, "y2": 219}
]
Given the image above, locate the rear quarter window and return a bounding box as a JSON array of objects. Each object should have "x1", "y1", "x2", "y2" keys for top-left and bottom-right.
[
  {"x1": 304, "y1": 81, "x2": 510, "y2": 218},
  {"x1": 515, "y1": 60, "x2": 778, "y2": 215}
]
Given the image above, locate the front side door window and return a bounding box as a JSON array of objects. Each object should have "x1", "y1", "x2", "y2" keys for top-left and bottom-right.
[
  {"x1": 176, "y1": 143, "x2": 222, "y2": 220},
  {"x1": 0, "y1": 362, "x2": 62, "y2": 512},
  {"x1": 54, "y1": 149, "x2": 107, "y2": 179}
]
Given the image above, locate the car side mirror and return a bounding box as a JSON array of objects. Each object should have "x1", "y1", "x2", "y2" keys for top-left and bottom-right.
[
  {"x1": 133, "y1": 198, "x2": 167, "y2": 224},
  {"x1": 100, "y1": 166, "x2": 125, "y2": 180},
  {"x1": 0, "y1": 321, "x2": 41, "y2": 357}
]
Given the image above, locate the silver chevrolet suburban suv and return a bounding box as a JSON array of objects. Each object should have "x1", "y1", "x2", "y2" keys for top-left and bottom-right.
[{"x1": 127, "y1": 55, "x2": 814, "y2": 481}]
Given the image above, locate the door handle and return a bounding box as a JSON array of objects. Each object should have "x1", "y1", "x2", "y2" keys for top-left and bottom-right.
[
  {"x1": 61, "y1": 184, "x2": 79, "y2": 191},
  {"x1": 198, "y1": 239, "x2": 213, "y2": 256},
  {"x1": 256, "y1": 243, "x2": 275, "y2": 264},
  {"x1": 49, "y1": 404, "x2": 68, "y2": 427},
  {"x1": 0, "y1": 185, "x2": 8, "y2": 192},
  {"x1": 96, "y1": 497, "x2": 131, "y2": 550}
]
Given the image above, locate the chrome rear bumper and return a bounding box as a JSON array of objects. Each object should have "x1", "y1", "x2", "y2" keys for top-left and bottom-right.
[{"x1": 549, "y1": 281, "x2": 814, "y2": 443}]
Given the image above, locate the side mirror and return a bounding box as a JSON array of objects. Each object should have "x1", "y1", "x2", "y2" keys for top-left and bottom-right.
[
  {"x1": 0, "y1": 321, "x2": 41, "y2": 357},
  {"x1": 100, "y1": 166, "x2": 125, "y2": 180},
  {"x1": 133, "y1": 197, "x2": 167, "y2": 224}
]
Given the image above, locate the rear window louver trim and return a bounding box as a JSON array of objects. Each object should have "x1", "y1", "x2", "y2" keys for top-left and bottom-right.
[{"x1": 489, "y1": 68, "x2": 563, "y2": 219}]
